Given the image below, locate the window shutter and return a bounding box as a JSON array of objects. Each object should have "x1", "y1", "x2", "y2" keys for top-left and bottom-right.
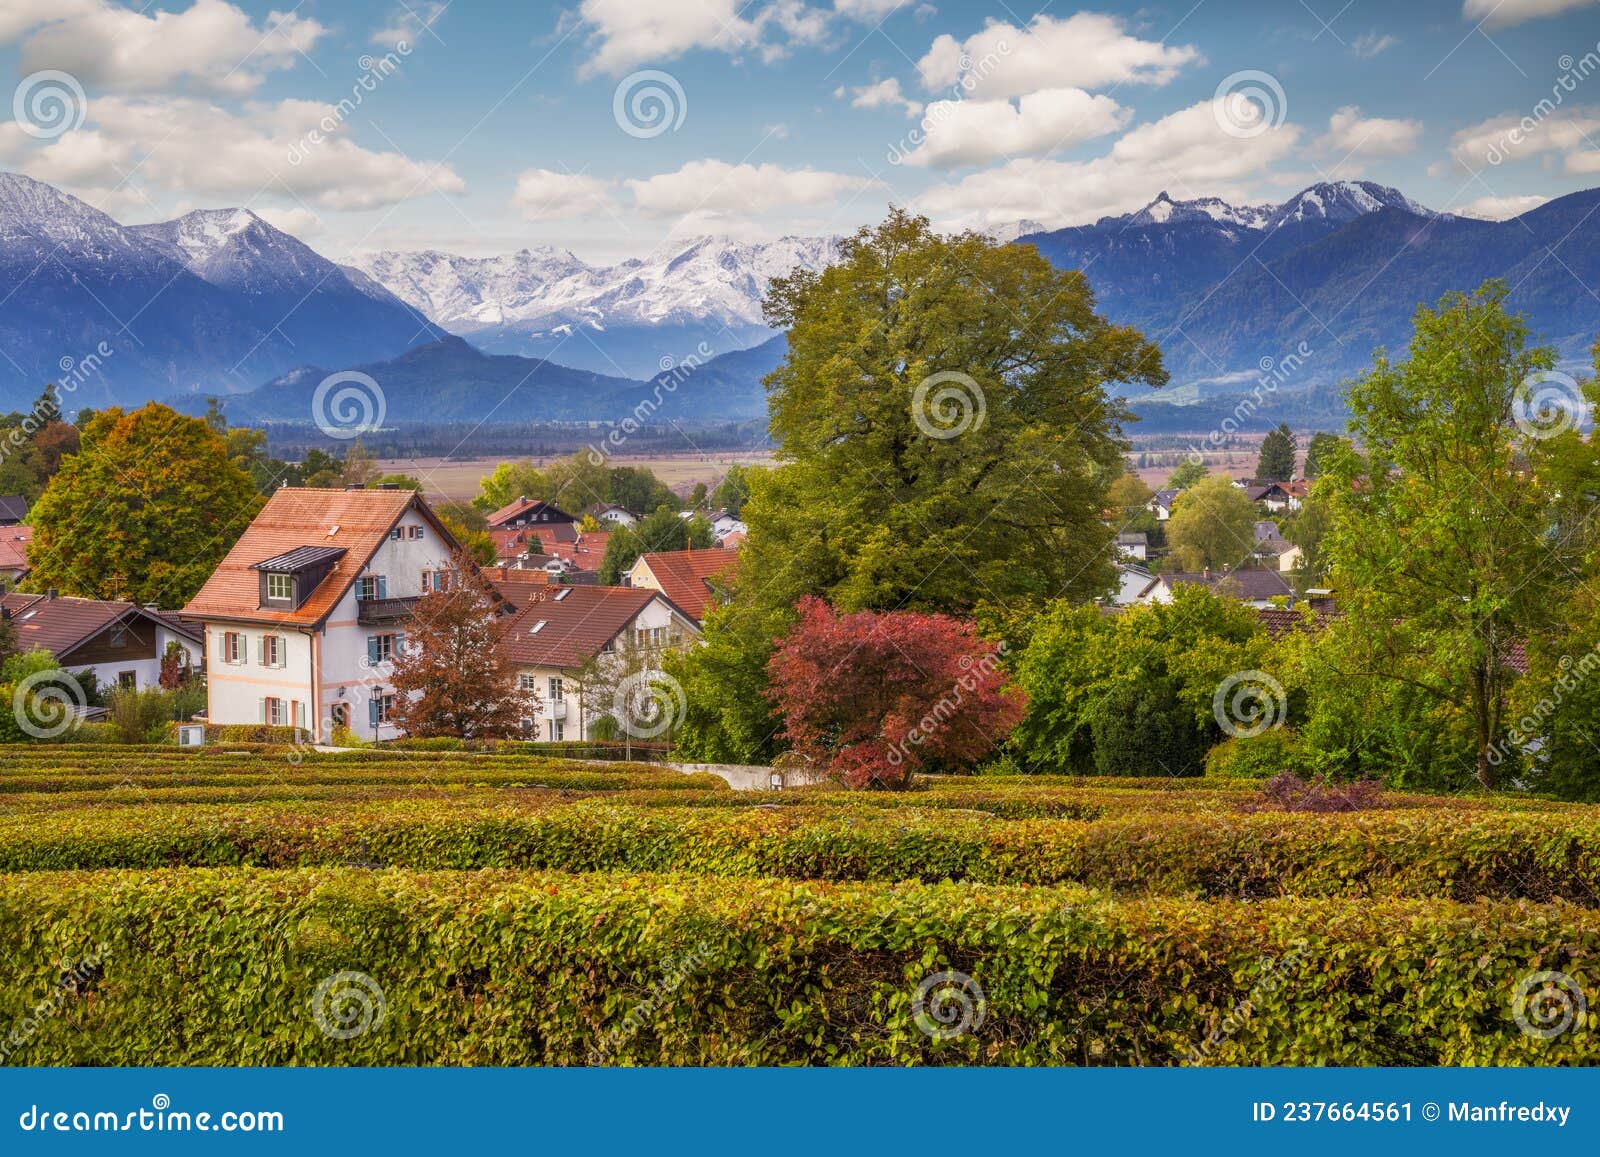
[
  {"x1": 368, "y1": 697, "x2": 380, "y2": 727},
  {"x1": 377, "y1": 576, "x2": 388, "y2": 599},
  {"x1": 258, "y1": 698, "x2": 266, "y2": 724},
  {"x1": 367, "y1": 636, "x2": 379, "y2": 665},
  {"x1": 395, "y1": 631, "x2": 406, "y2": 655},
  {"x1": 421, "y1": 569, "x2": 430, "y2": 594},
  {"x1": 256, "y1": 636, "x2": 264, "y2": 665}
]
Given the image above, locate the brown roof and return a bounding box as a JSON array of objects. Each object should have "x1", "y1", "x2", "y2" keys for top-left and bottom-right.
[
  {"x1": 0, "y1": 525, "x2": 31, "y2": 572},
  {"x1": 1162, "y1": 568, "x2": 1293, "y2": 601},
  {"x1": 1254, "y1": 606, "x2": 1529, "y2": 675},
  {"x1": 0, "y1": 592, "x2": 199, "y2": 658},
  {"x1": 485, "y1": 496, "x2": 575, "y2": 528},
  {"x1": 634, "y1": 549, "x2": 737, "y2": 623},
  {"x1": 500, "y1": 585, "x2": 657, "y2": 670},
  {"x1": 183, "y1": 487, "x2": 450, "y2": 627}
]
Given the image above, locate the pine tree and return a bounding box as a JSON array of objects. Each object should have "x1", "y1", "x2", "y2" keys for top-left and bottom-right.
[{"x1": 1255, "y1": 423, "x2": 1297, "y2": 481}]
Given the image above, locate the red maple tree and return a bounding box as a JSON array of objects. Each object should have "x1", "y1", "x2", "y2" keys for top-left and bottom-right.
[
  {"x1": 388, "y1": 556, "x2": 536, "y2": 739},
  {"x1": 767, "y1": 596, "x2": 1026, "y2": 789}
]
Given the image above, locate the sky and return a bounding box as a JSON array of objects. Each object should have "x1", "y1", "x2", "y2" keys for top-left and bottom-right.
[{"x1": 1, "y1": 0, "x2": 1599, "y2": 263}]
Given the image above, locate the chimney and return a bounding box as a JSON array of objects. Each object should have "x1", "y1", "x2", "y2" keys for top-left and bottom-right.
[
  {"x1": 1201, "y1": 568, "x2": 1211, "y2": 582},
  {"x1": 46, "y1": 588, "x2": 57, "y2": 600}
]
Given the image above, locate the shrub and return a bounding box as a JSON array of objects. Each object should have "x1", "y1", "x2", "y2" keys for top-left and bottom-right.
[
  {"x1": 1089, "y1": 679, "x2": 1207, "y2": 776},
  {"x1": 0, "y1": 869, "x2": 1592, "y2": 1065},
  {"x1": 1204, "y1": 729, "x2": 1315, "y2": 779},
  {"x1": 1255, "y1": 771, "x2": 1385, "y2": 812},
  {"x1": 107, "y1": 687, "x2": 174, "y2": 744}
]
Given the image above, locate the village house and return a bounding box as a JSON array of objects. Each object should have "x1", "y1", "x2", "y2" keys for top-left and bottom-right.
[
  {"x1": 499, "y1": 584, "x2": 700, "y2": 741},
  {"x1": 485, "y1": 496, "x2": 577, "y2": 534},
  {"x1": 0, "y1": 590, "x2": 202, "y2": 692},
  {"x1": 182, "y1": 486, "x2": 464, "y2": 743},
  {"x1": 0, "y1": 496, "x2": 27, "y2": 527},
  {"x1": 1116, "y1": 531, "x2": 1148, "y2": 562},
  {"x1": 1148, "y1": 489, "x2": 1180, "y2": 521},
  {"x1": 0, "y1": 525, "x2": 30, "y2": 587},
  {"x1": 1138, "y1": 567, "x2": 1295, "y2": 609},
  {"x1": 1251, "y1": 521, "x2": 1304, "y2": 573},
  {"x1": 625, "y1": 548, "x2": 738, "y2": 626},
  {"x1": 586, "y1": 503, "x2": 639, "y2": 528}
]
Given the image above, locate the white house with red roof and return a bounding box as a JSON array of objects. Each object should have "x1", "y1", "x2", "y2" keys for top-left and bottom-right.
[{"x1": 183, "y1": 486, "x2": 463, "y2": 742}]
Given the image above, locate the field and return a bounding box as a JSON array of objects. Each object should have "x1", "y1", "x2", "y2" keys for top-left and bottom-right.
[
  {"x1": 0, "y1": 744, "x2": 1592, "y2": 1066},
  {"x1": 375, "y1": 452, "x2": 775, "y2": 503}
]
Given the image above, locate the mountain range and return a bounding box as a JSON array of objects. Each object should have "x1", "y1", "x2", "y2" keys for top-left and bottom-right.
[
  {"x1": 2, "y1": 171, "x2": 1599, "y2": 431},
  {"x1": 0, "y1": 173, "x2": 441, "y2": 410},
  {"x1": 346, "y1": 235, "x2": 838, "y2": 378}
]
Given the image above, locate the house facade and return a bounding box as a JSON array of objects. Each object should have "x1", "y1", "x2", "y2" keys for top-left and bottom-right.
[
  {"x1": 183, "y1": 486, "x2": 462, "y2": 743},
  {"x1": 0, "y1": 591, "x2": 202, "y2": 692},
  {"x1": 625, "y1": 549, "x2": 738, "y2": 626},
  {"x1": 500, "y1": 585, "x2": 700, "y2": 741}
]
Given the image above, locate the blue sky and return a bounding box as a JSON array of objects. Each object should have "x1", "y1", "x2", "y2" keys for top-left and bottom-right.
[{"x1": 2, "y1": 0, "x2": 1598, "y2": 261}]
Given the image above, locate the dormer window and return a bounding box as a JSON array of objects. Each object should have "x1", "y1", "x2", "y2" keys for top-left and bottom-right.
[
  {"x1": 266, "y1": 573, "x2": 293, "y2": 601},
  {"x1": 251, "y1": 545, "x2": 347, "y2": 612}
]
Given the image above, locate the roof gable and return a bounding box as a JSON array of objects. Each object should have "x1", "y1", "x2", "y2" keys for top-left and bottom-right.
[
  {"x1": 634, "y1": 549, "x2": 738, "y2": 623},
  {"x1": 500, "y1": 585, "x2": 661, "y2": 669}
]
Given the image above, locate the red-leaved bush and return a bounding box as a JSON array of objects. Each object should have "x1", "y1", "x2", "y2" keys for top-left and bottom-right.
[
  {"x1": 1254, "y1": 771, "x2": 1386, "y2": 812},
  {"x1": 767, "y1": 597, "x2": 1026, "y2": 789}
]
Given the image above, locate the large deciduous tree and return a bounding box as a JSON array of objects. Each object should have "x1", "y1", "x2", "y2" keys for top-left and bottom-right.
[
  {"x1": 1320, "y1": 281, "x2": 1599, "y2": 789},
  {"x1": 766, "y1": 596, "x2": 1024, "y2": 789},
  {"x1": 26, "y1": 404, "x2": 260, "y2": 606},
  {"x1": 1166, "y1": 474, "x2": 1258, "y2": 571},
  {"x1": 388, "y1": 559, "x2": 535, "y2": 738}
]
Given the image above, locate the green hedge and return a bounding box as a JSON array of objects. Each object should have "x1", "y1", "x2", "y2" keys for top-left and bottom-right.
[
  {"x1": 0, "y1": 804, "x2": 1597, "y2": 902},
  {"x1": 0, "y1": 868, "x2": 1591, "y2": 1065}
]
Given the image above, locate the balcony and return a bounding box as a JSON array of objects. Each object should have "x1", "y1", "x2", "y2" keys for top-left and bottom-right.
[
  {"x1": 542, "y1": 699, "x2": 567, "y2": 721},
  {"x1": 357, "y1": 596, "x2": 419, "y2": 625}
]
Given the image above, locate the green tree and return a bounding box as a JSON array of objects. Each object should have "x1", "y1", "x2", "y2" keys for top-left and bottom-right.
[
  {"x1": 1255, "y1": 422, "x2": 1296, "y2": 481},
  {"x1": 1302, "y1": 431, "x2": 1343, "y2": 480},
  {"x1": 1166, "y1": 458, "x2": 1208, "y2": 490},
  {"x1": 341, "y1": 438, "x2": 381, "y2": 488},
  {"x1": 598, "y1": 508, "x2": 714, "y2": 584},
  {"x1": 688, "y1": 481, "x2": 708, "y2": 508},
  {"x1": 1320, "y1": 281, "x2": 1596, "y2": 788},
  {"x1": 1165, "y1": 474, "x2": 1258, "y2": 571},
  {"x1": 711, "y1": 464, "x2": 752, "y2": 517},
  {"x1": 26, "y1": 404, "x2": 261, "y2": 605}
]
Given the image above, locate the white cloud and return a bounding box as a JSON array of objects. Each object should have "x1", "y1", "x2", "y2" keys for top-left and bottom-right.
[
  {"x1": 1452, "y1": 193, "x2": 1550, "y2": 219},
  {"x1": 1316, "y1": 106, "x2": 1423, "y2": 157},
  {"x1": 256, "y1": 205, "x2": 326, "y2": 238},
  {"x1": 844, "y1": 77, "x2": 921, "y2": 117},
  {"x1": 915, "y1": 13, "x2": 1201, "y2": 98},
  {"x1": 1351, "y1": 32, "x2": 1398, "y2": 57},
  {"x1": 371, "y1": 1, "x2": 445, "y2": 48},
  {"x1": 833, "y1": 0, "x2": 914, "y2": 18},
  {"x1": 1449, "y1": 108, "x2": 1600, "y2": 172},
  {"x1": 906, "y1": 89, "x2": 1129, "y2": 167},
  {"x1": 7, "y1": 0, "x2": 324, "y2": 96},
  {"x1": 627, "y1": 159, "x2": 878, "y2": 216},
  {"x1": 1, "y1": 95, "x2": 464, "y2": 212},
  {"x1": 915, "y1": 99, "x2": 1303, "y2": 230},
  {"x1": 1462, "y1": 0, "x2": 1596, "y2": 26},
  {"x1": 577, "y1": 0, "x2": 830, "y2": 76},
  {"x1": 511, "y1": 169, "x2": 616, "y2": 220}
]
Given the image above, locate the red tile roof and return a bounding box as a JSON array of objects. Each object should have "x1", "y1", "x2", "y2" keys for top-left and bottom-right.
[
  {"x1": 499, "y1": 585, "x2": 657, "y2": 670},
  {"x1": 0, "y1": 525, "x2": 31, "y2": 573},
  {"x1": 183, "y1": 487, "x2": 449, "y2": 627},
  {"x1": 633, "y1": 549, "x2": 737, "y2": 623},
  {"x1": 547, "y1": 532, "x2": 611, "y2": 571}
]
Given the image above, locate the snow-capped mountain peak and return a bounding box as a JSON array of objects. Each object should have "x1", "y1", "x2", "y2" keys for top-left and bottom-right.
[
  {"x1": 1121, "y1": 191, "x2": 1275, "y2": 230},
  {"x1": 1265, "y1": 180, "x2": 1434, "y2": 229}
]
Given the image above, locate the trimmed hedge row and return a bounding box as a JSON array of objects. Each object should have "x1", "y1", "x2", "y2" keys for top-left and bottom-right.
[
  {"x1": 0, "y1": 867, "x2": 1590, "y2": 1065},
  {"x1": 0, "y1": 804, "x2": 1597, "y2": 902}
]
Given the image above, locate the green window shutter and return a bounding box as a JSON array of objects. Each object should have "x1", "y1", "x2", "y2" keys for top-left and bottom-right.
[{"x1": 258, "y1": 698, "x2": 266, "y2": 724}]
